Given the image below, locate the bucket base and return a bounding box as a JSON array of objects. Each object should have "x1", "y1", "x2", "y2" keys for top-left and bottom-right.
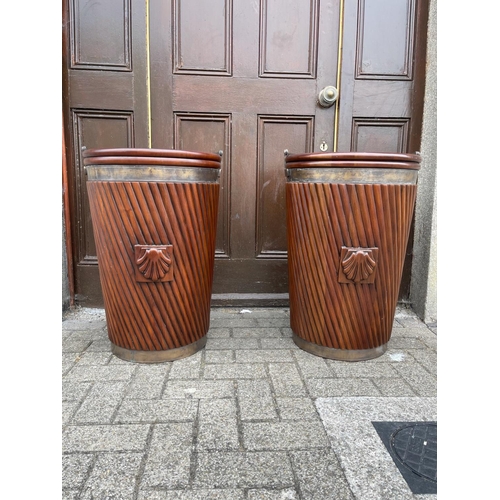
[
  {"x1": 111, "y1": 336, "x2": 207, "y2": 363},
  {"x1": 292, "y1": 333, "x2": 387, "y2": 361}
]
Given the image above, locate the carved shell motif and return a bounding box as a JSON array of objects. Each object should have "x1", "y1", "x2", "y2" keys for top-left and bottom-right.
[
  {"x1": 136, "y1": 247, "x2": 172, "y2": 281},
  {"x1": 341, "y1": 249, "x2": 376, "y2": 283}
]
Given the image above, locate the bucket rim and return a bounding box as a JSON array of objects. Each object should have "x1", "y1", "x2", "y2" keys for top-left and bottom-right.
[
  {"x1": 285, "y1": 151, "x2": 421, "y2": 168},
  {"x1": 82, "y1": 147, "x2": 222, "y2": 163}
]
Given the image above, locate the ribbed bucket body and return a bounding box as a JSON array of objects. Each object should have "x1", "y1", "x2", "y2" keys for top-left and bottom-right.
[
  {"x1": 285, "y1": 152, "x2": 420, "y2": 361},
  {"x1": 84, "y1": 148, "x2": 221, "y2": 362}
]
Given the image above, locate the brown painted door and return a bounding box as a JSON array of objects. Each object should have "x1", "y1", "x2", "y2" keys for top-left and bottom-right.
[{"x1": 63, "y1": 0, "x2": 428, "y2": 307}]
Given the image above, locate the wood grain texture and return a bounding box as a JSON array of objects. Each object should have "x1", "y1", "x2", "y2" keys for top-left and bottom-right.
[
  {"x1": 87, "y1": 181, "x2": 219, "y2": 351},
  {"x1": 286, "y1": 181, "x2": 417, "y2": 350}
]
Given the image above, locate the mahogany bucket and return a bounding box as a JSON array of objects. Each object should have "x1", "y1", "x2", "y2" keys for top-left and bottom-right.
[
  {"x1": 284, "y1": 152, "x2": 421, "y2": 361},
  {"x1": 84, "y1": 148, "x2": 221, "y2": 363}
]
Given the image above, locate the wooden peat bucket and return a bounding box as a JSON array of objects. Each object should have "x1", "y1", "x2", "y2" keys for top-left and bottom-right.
[
  {"x1": 84, "y1": 148, "x2": 221, "y2": 363},
  {"x1": 284, "y1": 152, "x2": 421, "y2": 361}
]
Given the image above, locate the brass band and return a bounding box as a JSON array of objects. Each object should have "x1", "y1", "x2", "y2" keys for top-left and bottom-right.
[
  {"x1": 85, "y1": 165, "x2": 220, "y2": 183},
  {"x1": 285, "y1": 167, "x2": 418, "y2": 184},
  {"x1": 292, "y1": 333, "x2": 387, "y2": 361},
  {"x1": 111, "y1": 336, "x2": 207, "y2": 363}
]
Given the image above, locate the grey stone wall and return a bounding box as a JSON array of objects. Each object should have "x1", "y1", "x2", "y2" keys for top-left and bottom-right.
[{"x1": 410, "y1": 0, "x2": 437, "y2": 324}]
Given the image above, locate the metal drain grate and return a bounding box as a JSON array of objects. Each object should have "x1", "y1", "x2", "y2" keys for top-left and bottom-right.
[{"x1": 373, "y1": 421, "x2": 437, "y2": 494}]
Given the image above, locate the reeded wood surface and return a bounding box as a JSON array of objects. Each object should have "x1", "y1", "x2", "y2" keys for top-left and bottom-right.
[
  {"x1": 286, "y1": 182, "x2": 417, "y2": 350},
  {"x1": 87, "y1": 181, "x2": 219, "y2": 351}
]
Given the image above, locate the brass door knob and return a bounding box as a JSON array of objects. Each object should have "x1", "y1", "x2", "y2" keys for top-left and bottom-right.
[{"x1": 318, "y1": 86, "x2": 339, "y2": 107}]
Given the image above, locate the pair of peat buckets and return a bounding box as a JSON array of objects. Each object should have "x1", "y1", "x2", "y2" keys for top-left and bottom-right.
[{"x1": 84, "y1": 148, "x2": 420, "y2": 363}]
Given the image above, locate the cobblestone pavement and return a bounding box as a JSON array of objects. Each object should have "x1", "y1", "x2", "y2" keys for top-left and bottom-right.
[{"x1": 62, "y1": 306, "x2": 437, "y2": 500}]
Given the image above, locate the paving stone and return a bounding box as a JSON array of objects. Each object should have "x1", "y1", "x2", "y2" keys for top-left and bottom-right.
[
  {"x1": 380, "y1": 349, "x2": 414, "y2": 364},
  {"x1": 169, "y1": 351, "x2": 203, "y2": 379},
  {"x1": 62, "y1": 490, "x2": 80, "y2": 500},
  {"x1": 85, "y1": 339, "x2": 113, "y2": 352},
  {"x1": 232, "y1": 327, "x2": 282, "y2": 338},
  {"x1": 228, "y1": 309, "x2": 289, "y2": 319},
  {"x1": 235, "y1": 350, "x2": 293, "y2": 363},
  {"x1": 393, "y1": 362, "x2": 437, "y2": 396},
  {"x1": 276, "y1": 398, "x2": 319, "y2": 420},
  {"x1": 395, "y1": 315, "x2": 427, "y2": 327},
  {"x1": 72, "y1": 381, "x2": 128, "y2": 424},
  {"x1": 417, "y1": 332, "x2": 437, "y2": 351},
  {"x1": 204, "y1": 364, "x2": 267, "y2": 379},
  {"x1": 79, "y1": 452, "x2": 143, "y2": 500},
  {"x1": 149, "y1": 422, "x2": 195, "y2": 453},
  {"x1": 206, "y1": 327, "x2": 232, "y2": 338},
  {"x1": 62, "y1": 381, "x2": 92, "y2": 402},
  {"x1": 260, "y1": 338, "x2": 296, "y2": 349},
  {"x1": 256, "y1": 318, "x2": 291, "y2": 328},
  {"x1": 329, "y1": 362, "x2": 399, "y2": 378},
  {"x1": 193, "y1": 451, "x2": 295, "y2": 488},
  {"x1": 210, "y1": 308, "x2": 241, "y2": 318},
  {"x1": 289, "y1": 449, "x2": 355, "y2": 500},
  {"x1": 408, "y1": 349, "x2": 438, "y2": 375},
  {"x1": 387, "y1": 337, "x2": 429, "y2": 349},
  {"x1": 62, "y1": 453, "x2": 95, "y2": 489},
  {"x1": 138, "y1": 491, "x2": 170, "y2": 500},
  {"x1": 247, "y1": 489, "x2": 299, "y2": 499},
  {"x1": 124, "y1": 364, "x2": 170, "y2": 398},
  {"x1": 141, "y1": 451, "x2": 191, "y2": 489},
  {"x1": 280, "y1": 327, "x2": 293, "y2": 338},
  {"x1": 162, "y1": 380, "x2": 235, "y2": 399},
  {"x1": 115, "y1": 399, "x2": 198, "y2": 423},
  {"x1": 74, "y1": 351, "x2": 114, "y2": 365},
  {"x1": 65, "y1": 365, "x2": 136, "y2": 382},
  {"x1": 243, "y1": 420, "x2": 329, "y2": 450},
  {"x1": 197, "y1": 399, "x2": 239, "y2": 451},
  {"x1": 371, "y1": 378, "x2": 418, "y2": 396},
  {"x1": 238, "y1": 380, "x2": 278, "y2": 421},
  {"x1": 62, "y1": 353, "x2": 78, "y2": 374},
  {"x1": 209, "y1": 317, "x2": 259, "y2": 328},
  {"x1": 305, "y1": 378, "x2": 381, "y2": 397},
  {"x1": 268, "y1": 364, "x2": 307, "y2": 397},
  {"x1": 139, "y1": 490, "x2": 246, "y2": 500},
  {"x1": 293, "y1": 351, "x2": 333, "y2": 378},
  {"x1": 63, "y1": 329, "x2": 108, "y2": 342},
  {"x1": 62, "y1": 318, "x2": 106, "y2": 332},
  {"x1": 62, "y1": 401, "x2": 80, "y2": 426},
  {"x1": 63, "y1": 339, "x2": 92, "y2": 353},
  {"x1": 206, "y1": 338, "x2": 260, "y2": 350},
  {"x1": 205, "y1": 350, "x2": 235, "y2": 364},
  {"x1": 63, "y1": 424, "x2": 150, "y2": 453}
]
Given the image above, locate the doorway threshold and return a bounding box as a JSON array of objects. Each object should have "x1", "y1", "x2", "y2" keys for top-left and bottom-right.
[{"x1": 211, "y1": 293, "x2": 289, "y2": 308}]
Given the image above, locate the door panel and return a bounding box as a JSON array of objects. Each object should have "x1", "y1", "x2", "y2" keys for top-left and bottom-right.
[
  {"x1": 337, "y1": 0, "x2": 417, "y2": 152},
  {"x1": 173, "y1": 113, "x2": 231, "y2": 257}
]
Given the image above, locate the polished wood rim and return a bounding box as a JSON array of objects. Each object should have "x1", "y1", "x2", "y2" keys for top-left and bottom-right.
[
  {"x1": 83, "y1": 156, "x2": 221, "y2": 168},
  {"x1": 83, "y1": 147, "x2": 222, "y2": 162},
  {"x1": 285, "y1": 151, "x2": 422, "y2": 165}
]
